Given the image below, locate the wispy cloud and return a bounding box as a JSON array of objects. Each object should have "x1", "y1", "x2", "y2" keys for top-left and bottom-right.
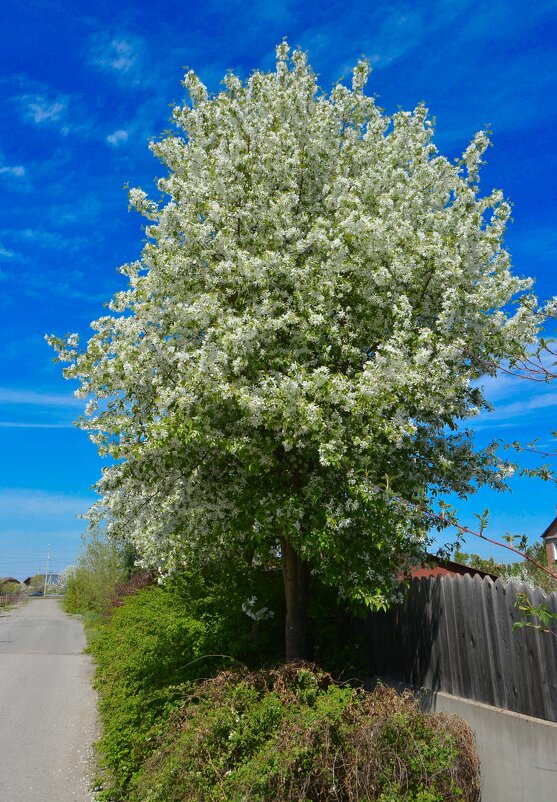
[
  {"x1": 1, "y1": 228, "x2": 63, "y2": 248},
  {"x1": 106, "y1": 128, "x2": 129, "y2": 146},
  {"x1": 293, "y1": 3, "x2": 447, "y2": 80},
  {"x1": 0, "y1": 488, "x2": 91, "y2": 520},
  {"x1": 470, "y1": 369, "x2": 557, "y2": 432},
  {"x1": 93, "y1": 36, "x2": 139, "y2": 72},
  {"x1": 0, "y1": 245, "x2": 15, "y2": 259},
  {"x1": 0, "y1": 422, "x2": 73, "y2": 428},
  {"x1": 475, "y1": 373, "x2": 527, "y2": 405},
  {"x1": 488, "y1": 391, "x2": 557, "y2": 422},
  {"x1": 44, "y1": 193, "x2": 103, "y2": 228},
  {"x1": 206, "y1": 0, "x2": 292, "y2": 22},
  {"x1": 88, "y1": 32, "x2": 145, "y2": 82},
  {"x1": 0, "y1": 388, "x2": 82, "y2": 407},
  {"x1": 0, "y1": 388, "x2": 83, "y2": 430},
  {"x1": 0, "y1": 165, "x2": 25, "y2": 177},
  {"x1": 18, "y1": 92, "x2": 68, "y2": 126},
  {"x1": 0, "y1": 152, "x2": 27, "y2": 184},
  {"x1": 0, "y1": 227, "x2": 91, "y2": 254}
]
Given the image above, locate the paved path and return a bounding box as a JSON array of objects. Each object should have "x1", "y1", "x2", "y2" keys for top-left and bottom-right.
[{"x1": 0, "y1": 598, "x2": 97, "y2": 801}]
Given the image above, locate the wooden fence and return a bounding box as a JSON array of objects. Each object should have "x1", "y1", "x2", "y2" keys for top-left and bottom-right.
[
  {"x1": 0, "y1": 592, "x2": 24, "y2": 608},
  {"x1": 364, "y1": 574, "x2": 557, "y2": 722}
]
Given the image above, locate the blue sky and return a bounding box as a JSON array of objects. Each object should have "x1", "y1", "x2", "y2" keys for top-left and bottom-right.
[{"x1": 1, "y1": 0, "x2": 557, "y2": 579}]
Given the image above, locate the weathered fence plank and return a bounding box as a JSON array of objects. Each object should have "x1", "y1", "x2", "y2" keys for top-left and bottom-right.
[{"x1": 366, "y1": 574, "x2": 557, "y2": 722}]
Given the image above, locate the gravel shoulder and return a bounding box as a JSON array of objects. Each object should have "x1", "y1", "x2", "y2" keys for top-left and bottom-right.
[{"x1": 0, "y1": 598, "x2": 98, "y2": 802}]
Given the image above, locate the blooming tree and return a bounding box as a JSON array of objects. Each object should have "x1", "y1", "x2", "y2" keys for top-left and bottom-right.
[{"x1": 50, "y1": 44, "x2": 544, "y2": 659}]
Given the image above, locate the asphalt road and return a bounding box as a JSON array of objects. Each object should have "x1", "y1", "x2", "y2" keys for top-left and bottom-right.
[{"x1": 0, "y1": 598, "x2": 97, "y2": 801}]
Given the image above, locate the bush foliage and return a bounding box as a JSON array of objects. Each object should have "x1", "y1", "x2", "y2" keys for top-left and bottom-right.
[
  {"x1": 90, "y1": 568, "x2": 283, "y2": 799},
  {"x1": 63, "y1": 532, "x2": 129, "y2": 616},
  {"x1": 131, "y1": 665, "x2": 479, "y2": 802},
  {"x1": 88, "y1": 577, "x2": 480, "y2": 802}
]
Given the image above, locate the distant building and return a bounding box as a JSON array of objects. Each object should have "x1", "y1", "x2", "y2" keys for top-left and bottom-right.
[
  {"x1": 541, "y1": 516, "x2": 557, "y2": 568},
  {"x1": 23, "y1": 573, "x2": 60, "y2": 587},
  {"x1": 409, "y1": 554, "x2": 498, "y2": 581},
  {"x1": 0, "y1": 577, "x2": 22, "y2": 587}
]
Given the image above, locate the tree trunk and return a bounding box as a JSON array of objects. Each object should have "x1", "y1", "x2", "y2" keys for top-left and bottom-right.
[{"x1": 281, "y1": 537, "x2": 309, "y2": 661}]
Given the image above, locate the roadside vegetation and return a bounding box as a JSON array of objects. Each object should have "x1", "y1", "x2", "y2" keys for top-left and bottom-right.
[
  {"x1": 65, "y1": 537, "x2": 481, "y2": 801},
  {"x1": 62, "y1": 531, "x2": 131, "y2": 636},
  {"x1": 130, "y1": 665, "x2": 479, "y2": 802},
  {"x1": 0, "y1": 580, "x2": 25, "y2": 607}
]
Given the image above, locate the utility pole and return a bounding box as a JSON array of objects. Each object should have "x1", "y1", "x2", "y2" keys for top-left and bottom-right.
[{"x1": 43, "y1": 546, "x2": 50, "y2": 598}]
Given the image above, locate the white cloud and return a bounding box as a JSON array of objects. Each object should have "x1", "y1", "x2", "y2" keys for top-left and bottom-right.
[
  {"x1": 474, "y1": 372, "x2": 524, "y2": 404},
  {"x1": 109, "y1": 38, "x2": 137, "y2": 71},
  {"x1": 0, "y1": 228, "x2": 63, "y2": 249},
  {"x1": 106, "y1": 128, "x2": 129, "y2": 146},
  {"x1": 486, "y1": 391, "x2": 557, "y2": 421},
  {"x1": 0, "y1": 489, "x2": 91, "y2": 520},
  {"x1": 294, "y1": 3, "x2": 432, "y2": 78},
  {"x1": 89, "y1": 33, "x2": 143, "y2": 75},
  {"x1": 0, "y1": 422, "x2": 73, "y2": 428},
  {"x1": 0, "y1": 388, "x2": 82, "y2": 407},
  {"x1": 0, "y1": 228, "x2": 92, "y2": 256},
  {"x1": 0, "y1": 165, "x2": 25, "y2": 177},
  {"x1": 0, "y1": 388, "x2": 83, "y2": 431},
  {"x1": 470, "y1": 368, "x2": 557, "y2": 433},
  {"x1": 0, "y1": 246, "x2": 14, "y2": 259},
  {"x1": 19, "y1": 93, "x2": 68, "y2": 125}
]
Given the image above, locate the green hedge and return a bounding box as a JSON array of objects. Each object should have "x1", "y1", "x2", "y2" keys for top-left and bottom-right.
[
  {"x1": 90, "y1": 569, "x2": 283, "y2": 799},
  {"x1": 89, "y1": 573, "x2": 480, "y2": 802}
]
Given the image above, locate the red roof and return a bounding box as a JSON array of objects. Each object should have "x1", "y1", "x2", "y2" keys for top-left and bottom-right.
[{"x1": 408, "y1": 555, "x2": 498, "y2": 581}]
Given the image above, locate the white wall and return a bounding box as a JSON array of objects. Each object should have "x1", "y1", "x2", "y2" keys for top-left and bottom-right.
[{"x1": 421, "y1": 690, "x2": 557, "y2": 802}]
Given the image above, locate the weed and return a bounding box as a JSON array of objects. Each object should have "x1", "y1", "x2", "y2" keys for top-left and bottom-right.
[{"x1": 131, "y1": 665, "x2": 480, "y2": 802}]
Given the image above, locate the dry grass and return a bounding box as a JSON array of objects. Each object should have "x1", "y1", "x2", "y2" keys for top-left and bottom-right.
[{"x1": 135, "y1": 664, "x2": 481, "y2": 802}]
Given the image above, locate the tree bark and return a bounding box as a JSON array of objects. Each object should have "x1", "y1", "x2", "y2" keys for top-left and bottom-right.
[{"x1": 281, "y1": 537, "x2": 309, "y2": 661}]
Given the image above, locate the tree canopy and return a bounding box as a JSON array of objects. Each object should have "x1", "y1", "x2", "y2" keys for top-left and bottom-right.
[{"x1": 50, "y1": 43, "x2": 545, "y2": 658}]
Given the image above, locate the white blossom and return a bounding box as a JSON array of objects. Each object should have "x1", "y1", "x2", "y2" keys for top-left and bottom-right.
[
  {"x1": 48, "y1": 45, "x2": 547, "y2": 606},
  {"x1": 241, "y1": 596, "x2": 275, "y2": 621}
]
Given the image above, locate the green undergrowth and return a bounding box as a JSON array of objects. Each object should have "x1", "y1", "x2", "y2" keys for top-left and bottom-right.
[
  {"x1": 89, "y1": 567, "x2": 284, "y2": 800},
  {"x1": 88, "y1": 574, "x2": 480, "y2": 802},
  {"x1": 81, "y1": 609, "x2": 104, "y2": 647},
  {"x1": 128, "y1": 665, "x2": 480, "y2": 802}
]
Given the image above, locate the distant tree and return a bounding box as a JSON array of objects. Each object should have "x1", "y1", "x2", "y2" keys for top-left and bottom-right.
[
  {"x1": 453, "y1": 550, "x2": 504, "y2": 575},
  {"x1": 28, "y1": 574, "x2": 45, "y2": 594},
  {"x1": 503, "y1": 542, "x2": 557, "y2": 594},
  {"x1": 1, "y1": 580, "x2": 22, "y2": 595},
  {"x1": 455, "y1": 544, "x2": 557, "y2": 594},
  {"x1": 50, "y1": 44, "x2": 546, "y2": 660},
  {"x1": 63, "y1": 531, "x2": 128, "y2": 615},
  {"x1": 58, "y1": 565, "x2": 77, "y2": 592}
]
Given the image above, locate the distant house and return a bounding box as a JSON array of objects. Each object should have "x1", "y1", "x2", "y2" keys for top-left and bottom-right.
[
  {"x1": 409, "y1": 554, "x2": 498, "y2": 581},
  {"x1": 541, "y1": 516, "x2": 557, "y2": 568},
  {"x1": 23, "y1": 573, "x2": 60, "y2": 587},
  {"x1": 0, "y1": 577, "x2": 22, "y2": 587}
]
